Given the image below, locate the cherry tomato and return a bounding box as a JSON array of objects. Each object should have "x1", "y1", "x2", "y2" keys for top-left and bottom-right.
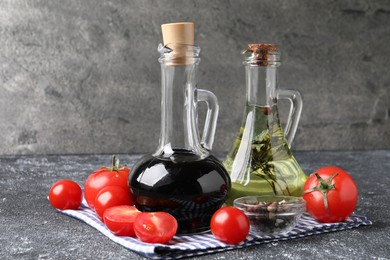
[
  {"x1": 49, "y1": 180, "x2": 82, "y2": 210},
  {"x1": 210, "y1": 206, "x2": 250, "y2": 244},
  {"x1": 103, "y1": 205, "x2": 141, "y2": 237},
  {"x1": 134, "y1": 212, "x2": 178, "y2": 244},
  {"x1": 84, "y1": 155, "x2": 131, "y2": 209},
  {"x1": 94, "y1": 186, "x2": 132, "y2": 219},
  {"x1": 303, "y1": 166, "x2": 358, "y2": 223}
]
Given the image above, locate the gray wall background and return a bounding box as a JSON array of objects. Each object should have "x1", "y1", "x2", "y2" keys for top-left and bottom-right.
[{"x1": 0, "y1": 0, "x2": 389, "y2": 155}]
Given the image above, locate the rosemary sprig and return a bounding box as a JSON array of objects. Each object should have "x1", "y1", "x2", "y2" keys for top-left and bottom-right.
[{"x1": 250, "y1": 118, "x2": 292, "y2": 195}]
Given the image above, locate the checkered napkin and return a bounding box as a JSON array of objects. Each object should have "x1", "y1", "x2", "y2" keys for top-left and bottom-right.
[{"x1": 60, "y1": 200, "x2": 372, "y2": 259}]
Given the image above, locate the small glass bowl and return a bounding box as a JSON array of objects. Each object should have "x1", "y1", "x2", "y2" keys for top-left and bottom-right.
[{"x1": 233, "y1": 195, "x2": 306, "y2": 236}]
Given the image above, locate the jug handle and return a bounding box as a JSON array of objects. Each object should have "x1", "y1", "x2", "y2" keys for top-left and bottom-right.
[
  {"x1": 197, "y1": 89, "x2": 219, "y2": 150},
  {"x1": 278, "y1": 89, "x2": 303, "y2": 148}
]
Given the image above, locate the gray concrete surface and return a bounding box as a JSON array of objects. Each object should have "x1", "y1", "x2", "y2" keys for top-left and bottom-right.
[
  {"x1": 0, "y1": 151, "x2": 389, "y2": 259},
  {"x1": 0, "y1": 0, "x2": 389, "y2": 155}
]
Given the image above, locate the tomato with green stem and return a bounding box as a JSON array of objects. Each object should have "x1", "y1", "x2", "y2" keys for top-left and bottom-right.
[
  {"x1": 84, "y1": 155, "x2": 131, "y2": 209},
  {"x1": 302, "y1": 166, "x2": 358, "y2": 223}
]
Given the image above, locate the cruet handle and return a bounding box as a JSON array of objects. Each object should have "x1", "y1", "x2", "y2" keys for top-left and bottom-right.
[
  {"x1": 197, "y1": 89, "x2": 219, "y2": 150},
  {"x1": 277, "y1": 89, "x2": 303, "y2": 148}
]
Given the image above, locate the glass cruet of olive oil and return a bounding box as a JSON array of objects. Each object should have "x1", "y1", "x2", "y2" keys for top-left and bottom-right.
[
  {"x1": 223, "y1": 44, "x2": 307, "y2": 205},
  {"x1": 129, "y1": 22, "x2": 230, "y2": 234}
]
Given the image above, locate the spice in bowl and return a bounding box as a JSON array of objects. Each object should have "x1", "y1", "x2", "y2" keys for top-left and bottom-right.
[{"x1": 233, "y1": 195, "x2": 306, "y2": 235}]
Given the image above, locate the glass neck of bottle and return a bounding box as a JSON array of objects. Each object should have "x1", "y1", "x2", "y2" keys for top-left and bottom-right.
[
  {"x1": 245, "y1": 65, "x2": 278, "y2": 107},
  {"x1": 155, "y1": 45, "x2": 206, "y2": 158}
]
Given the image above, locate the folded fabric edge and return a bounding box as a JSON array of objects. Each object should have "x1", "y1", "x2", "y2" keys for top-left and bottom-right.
[
  {"x1": 59, "y1": 209, "x2": 160, "y2": 259},
  {"x1": 151, "y1": 216, "x2": 373, "y2": 259},
  {"x1": 57, "y1": 204, "x2": 373, "y2": 260}
]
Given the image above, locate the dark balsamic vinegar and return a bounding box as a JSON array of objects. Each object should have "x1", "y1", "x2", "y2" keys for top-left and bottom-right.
[
  {"x1": 129, "y1": 150, "x2": 231, "y2": 234},
  {"x1": 131, "y1": 28, "x2": 231, "y2": 234}
]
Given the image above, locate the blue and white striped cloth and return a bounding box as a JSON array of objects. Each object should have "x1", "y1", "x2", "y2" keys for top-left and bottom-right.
[{"x1": 60, "y1": 200, "x2": 372, "y2": 259}]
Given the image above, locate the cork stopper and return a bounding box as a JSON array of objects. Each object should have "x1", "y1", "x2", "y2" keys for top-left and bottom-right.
[
  {"x1": 161, "y1": 22, "x2": 195, "y2": 66},
  {"x1": 161, "y1": 22, "x2": 194, "y2": 45},
  {"x1": 244, "y1": 44, "x2": 280, "y2": 66}
]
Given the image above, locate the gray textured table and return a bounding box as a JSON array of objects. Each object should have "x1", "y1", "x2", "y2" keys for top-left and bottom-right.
[{"x1": 0, "y1": 151, "x2": 389, "y2": 259}]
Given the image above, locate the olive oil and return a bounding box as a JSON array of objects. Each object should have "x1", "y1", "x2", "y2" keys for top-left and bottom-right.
[{"x1": 223, "y1": 104, "x2": 307, "y2": 205}]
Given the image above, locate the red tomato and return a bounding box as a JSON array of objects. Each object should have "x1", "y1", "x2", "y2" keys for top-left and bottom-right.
[
  {"x1": 210, "y1": 206, "x2": 250, "y2": 244},
  {"x1": 302, "y1": 166, "x2": 358, "y2": 223},
  {"x1": 94, "y1": 186, "x2": 132, "y2": 219},
  {"x1": 84, "y1": 155, "x2": 131, "y2": 209},
  {"x1": 49, "y1": 180, "x2": 82, "y2": 210},
  {"x1": 134, "y1": 212, "x2": 178, "y2": 244},
  {"x1": 103, "y1": 205, "x2": 141, "y2": 237}
]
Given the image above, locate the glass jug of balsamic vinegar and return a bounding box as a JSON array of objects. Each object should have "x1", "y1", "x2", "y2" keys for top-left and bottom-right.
[
  {"x1": 223, "y1": 44, "x2": 307, "y2": 205},
  {"x1": 129, "y1": 23, "x2": 230, "y2": 234}
]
